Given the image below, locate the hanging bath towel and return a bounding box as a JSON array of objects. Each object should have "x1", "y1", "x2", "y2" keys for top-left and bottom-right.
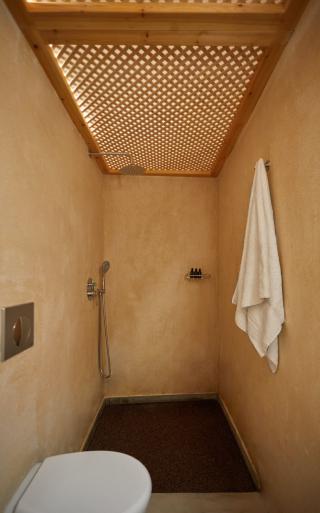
[{"x1": 232, "y1": 158, "x2": 284, "y2": 373}]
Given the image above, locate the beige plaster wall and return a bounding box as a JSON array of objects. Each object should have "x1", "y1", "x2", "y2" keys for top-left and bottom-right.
[
  {"x1": 0, "y1": 2, "x2": 103, "y2": 508},
  {"x1": 217, "y1": 1, "x2": 320, "y2": 512},
  {"x1": 103, "y1": 176, "x2": 218, "y2": 397}
]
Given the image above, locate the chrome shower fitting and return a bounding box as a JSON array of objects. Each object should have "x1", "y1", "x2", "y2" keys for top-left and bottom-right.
[
  {"x1": 102, "y1": 260, "x2": 110, "y2": 274},
  {"x1": 86, "y1": 277, "x2": 98, "y2": 300},
  {"x1": 98, "y1": 260, "x2": 111, "y2": 379},
  {"x1": 88, "y1": 151, "x2": 145, "y2": 175},
  {"x1": 86, "y1": 261, "x2": 112, "y2": 379},
  {"x1": 86, "y1": 261, "x2": 110, "y2": 299},
  {"x1": 101, "y1": 259, "x2": 110, "y2": 295}
]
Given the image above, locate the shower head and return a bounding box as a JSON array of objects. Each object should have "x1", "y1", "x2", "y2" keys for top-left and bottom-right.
[
  {"x1": 120, "y1": 164, "x2": 145, "y2": 176},
  {"x1": 102, "y1": 260, "x2": 110, "y2": 274},
  {"x1": 88, "y1": 151, "x2": 145, "y2": 175}
]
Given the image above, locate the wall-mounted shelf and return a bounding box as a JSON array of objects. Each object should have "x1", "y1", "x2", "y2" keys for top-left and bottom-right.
[{"x1": 185, "y1": 273, "x2": 211, "y2": 281}]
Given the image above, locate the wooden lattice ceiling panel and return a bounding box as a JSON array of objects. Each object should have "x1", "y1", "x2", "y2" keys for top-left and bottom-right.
[
  {"x1": 52, "y1": 44, "x2": 264, "y2": 175},
  {"x1": 5, "y1": 0, "x2": 309, "y2": 176}
]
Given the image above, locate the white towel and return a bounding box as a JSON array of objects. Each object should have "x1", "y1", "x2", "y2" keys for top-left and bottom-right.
[{"x1": 232, "y1": 159, "x2": 284, "y2": 373}]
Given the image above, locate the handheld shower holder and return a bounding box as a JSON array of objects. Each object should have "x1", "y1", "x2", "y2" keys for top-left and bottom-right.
[{"x1": 86, "y1": 260, "x2": 110, "y2": 299}]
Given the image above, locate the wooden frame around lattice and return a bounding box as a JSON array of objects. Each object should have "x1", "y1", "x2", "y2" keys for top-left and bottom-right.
[
  {"x1": 26, "y1": 1, "x2": 285, "y2": 5},
  {"x1": 5, "y1": 0, "x2": 309, "y2": 176}
]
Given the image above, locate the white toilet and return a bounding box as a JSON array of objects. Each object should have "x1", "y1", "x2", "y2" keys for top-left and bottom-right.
[{"x1": 5, "y1": 451, "x2": 152, "y2": 513}]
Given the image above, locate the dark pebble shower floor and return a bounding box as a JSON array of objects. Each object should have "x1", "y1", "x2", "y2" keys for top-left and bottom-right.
[{"x1": 85, "y1": 399, "x2": 256, "y2": 493}]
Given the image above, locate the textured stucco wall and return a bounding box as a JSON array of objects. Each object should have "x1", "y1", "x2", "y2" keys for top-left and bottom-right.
[
  {"x1": 0, "y1": 2, "x2": 103, "y2": 508},
  {"x1": 217, "y1": 2, "x2": 320, "y2": 512},
  {"x1": 102, "y1": 176, "x2": 218, "y2": 397},
  {"x1": 2, "y1": 0, "x2": 319, "y2": 509}
]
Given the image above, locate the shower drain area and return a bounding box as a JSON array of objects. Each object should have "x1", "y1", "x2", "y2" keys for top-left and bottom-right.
[{"x1": 85, "y1": 399, "x2": 256, "y2": 493}]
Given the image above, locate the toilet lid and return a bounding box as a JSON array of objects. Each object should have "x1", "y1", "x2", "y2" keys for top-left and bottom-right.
[{"x1": 15, "y1": 452, "x2": 152, "y2": 513}]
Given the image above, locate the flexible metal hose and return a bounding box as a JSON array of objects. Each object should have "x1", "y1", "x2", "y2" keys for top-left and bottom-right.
[{"x1": 98, "y1": 289, "x2": 112, "y2": 379}]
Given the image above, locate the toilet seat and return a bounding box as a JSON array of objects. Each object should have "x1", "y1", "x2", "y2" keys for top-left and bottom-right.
[{"x1": 10, "y1": 451, "x2": 152, "y2": 513}]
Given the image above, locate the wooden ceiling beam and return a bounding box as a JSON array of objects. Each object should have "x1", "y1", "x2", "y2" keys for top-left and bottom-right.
[
  {"x1": 102, "y1": 168, "x2": 213, "y2": 178},
  {"x1": 39, "y1": 29, "x2": 281, "y2": 47},
  {"x1": 26, "y1": 2, "x2": 287, "y2": 47},
  {"x1": 26, "y1": 3, "x2": 285, "y2": 16},
  {"x1": 27, "y1": 16, "x2": 285, "y2": 35}
]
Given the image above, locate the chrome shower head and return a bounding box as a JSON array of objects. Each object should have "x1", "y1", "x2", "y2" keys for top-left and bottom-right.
[
  {"x1": 102, "y1": 260, "x2": 110, "y2": 274},
  {"x1": 88, "y1": 151, "x2": 145, "y2": 176},
  {"x1": 120, "y1": 164, "x2": 145, "y2": 175}
]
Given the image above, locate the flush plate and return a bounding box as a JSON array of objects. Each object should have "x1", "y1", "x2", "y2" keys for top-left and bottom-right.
[{"x1": 0, "y1": 303, "x2": 34, "y2": 361}]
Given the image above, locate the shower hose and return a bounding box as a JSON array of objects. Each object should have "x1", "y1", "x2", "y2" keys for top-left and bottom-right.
[{"x1": 98, "y1": 290, "x2": 112, "y2": 379}]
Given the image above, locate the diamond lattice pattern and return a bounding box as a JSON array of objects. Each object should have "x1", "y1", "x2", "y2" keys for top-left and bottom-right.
[{"x1": 52, "y1": 45, "x2": 264, "y2": 174}]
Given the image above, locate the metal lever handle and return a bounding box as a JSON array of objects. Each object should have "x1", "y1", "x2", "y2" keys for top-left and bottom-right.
[{"x1": 86, "y1": 278, "x2": 97, "y2": 299}]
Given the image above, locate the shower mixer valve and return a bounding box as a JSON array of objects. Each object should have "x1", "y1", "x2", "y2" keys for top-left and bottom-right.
[
  {"x1": 86, "y1": 277, "x2": 107, "y2": 299},
  {"x1": 86, "y1": 277, "x2": 98, "y2": 299}
]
